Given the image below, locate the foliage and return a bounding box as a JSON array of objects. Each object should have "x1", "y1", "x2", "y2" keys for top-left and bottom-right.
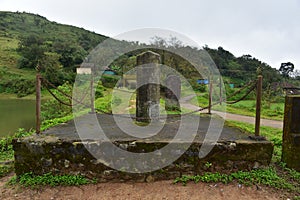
[
  {"x1": 224, "y1": 100, "x2": 284, "y2": 121},
  {"x1": 279, "y1": 162, "x2": 300, "y2": 182},
  {"x1": 174, "y1": 168, "x2": 296, "y2": 191},
  {"x1": 1, "y1": 11, "x2": 299, "y2": 99},
  {"x1": 40, "y1": 52, "x2": 74, "y2": 86},
  {"x1": 0, "y1": 77, "x2": 35, "y2": 97},
  {"x1": 95, "y1": 83, "x2": 105, "y2": 98},
  {"x1": 9, "y1": 172, "x2": 90, "y2": 188},
  {"x1": 0, "y1": 36, "x2": 20, "y2": 67},
  {"x1": 0, "y1": 165, "x2": 13, "y2": 178},
  {"x1": 52, "y1": 40, "x2": 86, "y2": 69},
  {"x1": 192, "y1": 94, "x2": 285, "y2": 120},
  {"x1": 94, "y1": 93, "x2": 114, "y2": 113},
  {"x1": 0, "y1": 128, "x2": 32, "y2": 153},
  {"x1": 0, "y1": 66, "x2": 35, "y2": 97},
  {"x1": 204, "y1": 46, "x2": 283, "y2": 87},
  {"x1": 0, "y1": 11, "x2": 107, "y2": 96},
  {"x1": 101, "y1": 75, "x2": 121, "y2": 88},
  {"x1": 41, "y1": 114, "x2": 74, "y2": 131},
  {"x1": 174, "y1": 120, "x2": 300, "y2": 195},
  {"x1": 17, "y1": 34, "x2": 46, "y2": 69},
  {"x1": 0, "y1": 128, "x2": 33, "y2": 178},
  {"x1": 279, "y1": 62, "x2": 294, "y2": 78}
]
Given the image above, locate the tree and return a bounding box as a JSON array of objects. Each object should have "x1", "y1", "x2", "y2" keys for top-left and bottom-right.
[
  {"x1": 40, "y1": 52, "x2": 66, "y2": 86},
  {"x1": 279, "y1": 62, "x2": 294, "y2": 78},
  {"x1": 17, "y1": 34, "x2": 46, "y2": 68},
  {"x1": 52, "y1": 41, "x2": 86, "y2": 70},
  {"x1": 150, "y1": 36, "x2": 167, "y2": 47},
  {"x1": 291, "y1": 70, "x2": 300, "y2": 81}
]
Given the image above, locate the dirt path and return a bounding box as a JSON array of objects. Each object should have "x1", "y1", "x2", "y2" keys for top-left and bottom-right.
[
  {"x1": 0, "y1": 174, "x2": 286, "y2": 200},
  {"x1": 180, "y1": 95, "x2": 283, "y2": 129}
]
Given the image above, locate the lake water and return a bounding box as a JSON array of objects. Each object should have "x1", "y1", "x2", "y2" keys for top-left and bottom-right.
[{"x1": 0, "y1": 99, "x2": 36, "y2": 138}]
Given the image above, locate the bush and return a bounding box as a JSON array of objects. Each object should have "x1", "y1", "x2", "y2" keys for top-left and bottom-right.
[
  {"x1": 101, "y1": 75, "x2": 120, "y2": 88},
  {"x1": 95, "y1": 83, "x2": 105, "y2": 98},
  {"x1": 1, "y1": 78, "x2": 35, "y2": 97}
]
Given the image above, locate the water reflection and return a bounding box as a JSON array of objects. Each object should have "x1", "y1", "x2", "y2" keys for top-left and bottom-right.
[{"x1": 0, "y1": 99, "x2": 36, "y2": 137}]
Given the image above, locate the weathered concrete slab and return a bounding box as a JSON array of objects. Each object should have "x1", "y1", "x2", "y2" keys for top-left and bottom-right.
[{"x1": 13, "y1": 114, "x2": 274, "y2": 182}]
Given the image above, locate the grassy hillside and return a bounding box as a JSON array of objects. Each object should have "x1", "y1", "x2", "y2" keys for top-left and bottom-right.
[
  {"x1": 0, "y1": 11, "x2": 107, "y2": 97},
  {"x1": 0, "y1": 11, "x2": 107, "y2": 53},
  {"x1": 0, "y1": 36, "x2": 19, "y2": 67},
  {"x1": 0, "y1": 11, "x2": 296, "y2": 98}
]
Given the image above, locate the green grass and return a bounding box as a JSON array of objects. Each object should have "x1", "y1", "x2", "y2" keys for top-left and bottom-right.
[
  {"x1": 9, "y1": 172, "x2": 92, "y2": 188},
  {"x1": 0, "y1": 34, "x2": 36, "y2": 95},
  {"x1": 95, "y1": 88, "x2": 191, "y2": 115},
  {"x1": 174, "y1": 168, "x2": 298, "y2": 191},
  {"x1": 174, "y1": 120, "x2": 300, "y2": 197},
  {"x1": 0, "y1": 36, "x2": 20, "y2": 67}
]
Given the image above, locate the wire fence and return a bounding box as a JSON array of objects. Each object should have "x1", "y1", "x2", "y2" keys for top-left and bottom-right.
[{"x1": 36, "y1": 74, "x2": 262, "y2": 136}]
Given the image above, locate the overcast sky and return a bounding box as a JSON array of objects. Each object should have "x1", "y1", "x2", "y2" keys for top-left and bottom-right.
[{"x1": 1, "y1": 0, "x2": 300, "y2": 70}]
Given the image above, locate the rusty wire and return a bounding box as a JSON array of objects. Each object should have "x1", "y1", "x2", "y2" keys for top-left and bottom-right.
[
  {"x1": 41, "y1": 77, "x2": 89, "y2": 107},
  {"x1": 40, "y1": 75, "x2": 258, "y2": 121}
]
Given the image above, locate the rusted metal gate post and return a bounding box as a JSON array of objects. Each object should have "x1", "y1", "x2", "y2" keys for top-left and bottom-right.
[
  {"x1": 255, "y1": 75, "x2": 263, "y2": 136},
  {"x1": 90, "y1": 73, "x2": 95, "y2": 114},
  {"x1": 36, "y1": 72, "x2": 42, "y2": 134},
  {"x1": 219, "y1": 77, "x2": 222, "y2": 105}
]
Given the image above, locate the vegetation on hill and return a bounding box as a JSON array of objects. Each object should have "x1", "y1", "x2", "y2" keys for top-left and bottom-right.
[
  {"x1": 0, "y1": 11, "x2": 107, "y2": 97},
  {"x1": 0, "y1": 11, "x2": 299, "y2": 98}
]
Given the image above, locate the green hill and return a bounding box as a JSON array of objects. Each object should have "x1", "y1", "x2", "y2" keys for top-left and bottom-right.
[
  {"x1": 0, "y1": 11, "x2": 295, "y2": 98},
  {"x1": 0, "y1": 11, "x2": 107, "y2": 97}
]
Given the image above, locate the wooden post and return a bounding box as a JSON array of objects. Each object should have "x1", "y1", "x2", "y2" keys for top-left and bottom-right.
[
  {"x1": 219, "y1": 77, "x2": 222, "y2": 105},
  {"x1": 36, "y1": 73, "x2": 41, "y2": 134},
  {"x1": 122, "y1": 76, "x2": 126, "y2": 88},
  {"x1": 255, "y1": 75, "x2": 263, "y2": 136},
  {"x1": 208, "y1": 75, "x2": 212, "y2": 114}
]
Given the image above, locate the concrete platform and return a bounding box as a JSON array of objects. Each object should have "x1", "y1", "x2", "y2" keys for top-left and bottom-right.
[{"x1": 13, "y1": 114, "x2": 274, "y2": 182}]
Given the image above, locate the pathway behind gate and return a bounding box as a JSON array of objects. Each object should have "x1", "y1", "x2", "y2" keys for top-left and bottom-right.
[{"x1": 180, "y1": 94, "x2": 283, "y2": 129}]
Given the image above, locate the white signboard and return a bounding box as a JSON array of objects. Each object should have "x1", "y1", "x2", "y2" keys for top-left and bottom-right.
[{"x1": 77, "y1": 68, "x2": 92, "y2": 74}]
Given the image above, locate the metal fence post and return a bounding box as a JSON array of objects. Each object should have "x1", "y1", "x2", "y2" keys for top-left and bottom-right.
[
  {"x1": 219, "y1": 77, "x2": 222, "y2": 105},
  {"x1": 36, "y1": 73, "x2": 41, "y2": 134},
  {"x1": 90, "y1": 73, "x2": 95, "y2": 114},
  {"x1": 255, "y1": 75, "x2": 263, "y2": 136}
]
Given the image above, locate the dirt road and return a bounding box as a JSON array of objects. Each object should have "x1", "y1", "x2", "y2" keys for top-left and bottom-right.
[{"x1": 0, "y1": 174, "x2": 285, "y2": 200}]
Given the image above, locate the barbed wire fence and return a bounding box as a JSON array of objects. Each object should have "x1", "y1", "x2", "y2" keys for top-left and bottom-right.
[{"x1": 35, "y1": 72, "x2": 263, "y2": 138}]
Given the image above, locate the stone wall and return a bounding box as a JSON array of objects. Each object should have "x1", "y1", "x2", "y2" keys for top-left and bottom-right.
[{"x1": 13, "y1": 135, "x2": 273, "y2": 182}]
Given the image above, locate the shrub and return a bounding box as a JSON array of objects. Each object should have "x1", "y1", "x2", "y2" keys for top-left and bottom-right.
[{"x1": 101, "y1": 75, "x2": 120, "y2": 88}]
